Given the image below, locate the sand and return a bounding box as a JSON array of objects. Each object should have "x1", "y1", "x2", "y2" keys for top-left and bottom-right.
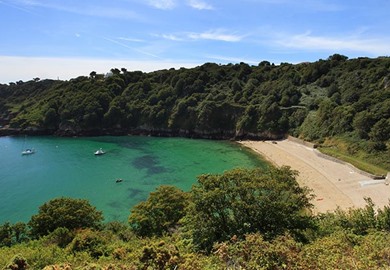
[{"x1": 240, "y1": 139, "x2": 390, "y2": 214}]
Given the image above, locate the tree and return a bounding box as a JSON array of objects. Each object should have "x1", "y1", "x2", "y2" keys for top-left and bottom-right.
[
  {"x1": 369, "y1": 118, "x2": 390, "y2": 142},
  {"x1": 353, "y1": 111, "x2": 375, "y2": 139},
  {"x1": 89, "y1": 71, "x2": 97, "y2": 79},
  {"x1": 0, "y1": 222, "x2": 12, "y2": 247},
  {"x1": 43, "y1": 107, "x2": 58, "y2": 128},
  {"x1": 0, "y1": 222, "x2": 28, "y2": 247},
  {"x1": 110, "y1": 68, "x2": 121, "y2": 75},
  {"x1": 28, "y1": 197, "x2": 103, "y2": 238},
  {"x1": 328, "y1": 53, "x2": 348, "y2": 62},
  {"x1": 12, "y1": 222, "x2": 28, "y2": 244},
  {"x1": 185, "y1": 167, "x2": 314, "y2": 251},
  {"x1": 129, "y1": 186, "x2": 189, "y2": 236}
]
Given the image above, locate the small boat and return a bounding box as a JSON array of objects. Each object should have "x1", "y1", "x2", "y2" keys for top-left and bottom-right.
[
  {"x1": 94, "y1": 148, "x2": 105, "y2": 155},
  {"x1": 116, "y1": 178, "x2": 123, "y2": 183},
  {"x1": 22, "y1": 149, "x2": 35, "y2": 155}
]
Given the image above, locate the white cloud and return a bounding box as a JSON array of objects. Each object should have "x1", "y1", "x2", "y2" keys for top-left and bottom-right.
[
  {"x1": 187, "y1": 0, "x2": 213, "y2": 10},
  {"x1": 118, "y1": 37, "x2": 145, "y2": 43},
  {"x1": 160, "y1": 34, "x2": 185, "y2": 41},
  {"x1": 147, "y1": 0, "x2": 176, "y2": 10},
  {"x1": 187, "y1": 29, "x2": 243, "y2": 42},
  {"x1": 102, "y1": 37, "x2": 162, "y2": 59},
  {"x1": 160, "y1": 30, "x2": 244, "y2": 42},
  {"x1": 6, "y1": 0, "x2": 142, "y2": 20},
  {"x1": 277, "y1": 32, "x2": 390, "y2": 56},
  {"x1": 0, "y1": 0, "x2": 38, "y2": 14},
  {"x1": 0, "y1": 56, "x2": 200, "y2": 83},
  {"x1": 146, "y1": 0, "x2": 213, "y2": 10}
]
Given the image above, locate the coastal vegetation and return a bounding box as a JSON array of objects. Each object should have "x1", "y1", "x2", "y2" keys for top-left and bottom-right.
[
  {"x1": 0, "y1": 55, "x2": 389, "y2": 172},
  {"x1": 2, "y1": 167, "x2": 390, "y2": 269},
  {"x1": 1, "y1": 55, "x2": 390, "y2": 268}
]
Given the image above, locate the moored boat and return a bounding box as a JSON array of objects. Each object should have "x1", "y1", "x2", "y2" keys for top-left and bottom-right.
[
  {"x1": 22, "y1": 149, "x2": 35, "y2": 155},
  {"x1": 94, "y1": 148, "x2": 105, "y2": 155}
]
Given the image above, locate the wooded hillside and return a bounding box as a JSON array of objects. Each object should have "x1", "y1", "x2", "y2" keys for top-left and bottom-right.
[{"x1": 1, "y1": 54, "x2": 389, "y2": 170}]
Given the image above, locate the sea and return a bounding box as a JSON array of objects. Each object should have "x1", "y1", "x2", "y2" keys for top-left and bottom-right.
[{"x1": 0, "y1": 135, "x2": 267, "y2": 223}]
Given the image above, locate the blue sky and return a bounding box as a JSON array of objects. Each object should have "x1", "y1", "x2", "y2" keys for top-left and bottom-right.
[{"x1": 0, "y1": 0, "x2": 389, "y2": 83}]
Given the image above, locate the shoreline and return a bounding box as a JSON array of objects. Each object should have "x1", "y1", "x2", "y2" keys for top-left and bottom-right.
[{"x1": 239, "y1": 139, "x2": 390, "y2": 214}]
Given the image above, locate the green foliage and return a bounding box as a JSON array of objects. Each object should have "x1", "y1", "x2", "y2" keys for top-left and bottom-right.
[
  {"x1": 28, "y1": 197, "x2": 103, "y2": 238},
  {"x1": 214, "y1": 233, "x2": 302, "y2": 269},
  {"x1": 319, "y1": 135, "x2": 390, "y2": 173},
  {"x1": 1, "y1": 57, "x2": 389, "y2": 169},
  {"x1": 299, "y1": 231, "x2": 358, "y2": 269},
  {"x1": 0, "y1": 222, "x2": 13, "y2": 247},
  {"x1": 139, "y1": 240, "x2": 180, "y2": 270},
  {"x1": 370, "y1": 118, "x2": 390, "y2": 142},
  {"x1": 185, "y1": 167, "x2": 314, "y2": 251},
  {"x1": 0, "y1": 222, "x2": 29, "y2": 247},
  {"x1": 4, "y1": 193, "x2": 390, "y2": 268},
  {"x1": 315, "y1": 198, "x2": 390, "y2": 237},
  {"x1": 103, "y1": 221, "x2": 136, "y2": 242},
  {"x1": 3, "y1": 254, "x2": 28, "y2": 270},
  {"x1": 69, "y1": 229, "x2": 111, "y2": 259},
  {"x1": 1, "y1": 55, "x2": 390, "y2": 267},
  {"x1": 45, "y1": 227, "x2": 75, "y2": 248},
  {"x1": 128, "y1": 185, "x2": 189, "y2": 237}
]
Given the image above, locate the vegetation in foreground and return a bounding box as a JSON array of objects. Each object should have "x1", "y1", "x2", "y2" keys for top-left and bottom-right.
[
  {"x1": 2, "y1": 167, "x2": 390, "y2": 269},
  {"x1": 1, "y1": 54, "x2": 389, "y2": 173}
]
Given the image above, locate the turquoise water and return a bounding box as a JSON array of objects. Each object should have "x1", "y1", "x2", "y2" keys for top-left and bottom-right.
[{"x1": 0, "y1": 136, "x2": 266, "y2": 223}]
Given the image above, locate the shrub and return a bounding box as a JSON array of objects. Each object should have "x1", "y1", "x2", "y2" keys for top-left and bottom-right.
[{"x1": 28, "y1": 197, "x2": 103, "y2": 238}]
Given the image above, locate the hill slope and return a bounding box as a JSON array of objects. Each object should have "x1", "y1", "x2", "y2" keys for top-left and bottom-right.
[{"x1": 0, "y1": 54, "x2": 389, "y2": 170}]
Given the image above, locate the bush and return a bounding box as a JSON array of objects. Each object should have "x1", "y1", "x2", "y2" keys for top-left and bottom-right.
[
  {"x1": 69, "y1": 229, "x2": 110, "y2": 259},
  {"x1": 185, "y1": 167, "x2": 314, "y2": 251},
  {"x1": 129, "y1": 186, "x2": 189, "y2": 237},
  {"x1": 28, "y1": 197, "x2": 103, "y2": 238},
  {"x1": 3, "y1": 254, "x2": 28, "y2": 270}
]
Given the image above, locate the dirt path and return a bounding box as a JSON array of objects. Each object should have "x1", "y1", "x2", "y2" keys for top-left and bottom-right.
[{"x1": 240, "y1": 139, "x2": 390, "y2": 213}]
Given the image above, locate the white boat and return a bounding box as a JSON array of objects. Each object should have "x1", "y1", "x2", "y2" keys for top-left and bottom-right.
[
  {"x1": 22, "y1": 149, "x2": 35, "y2": 155},
  {"x1": 94, "y1": 148, "x2": 105, "y2": 155}
]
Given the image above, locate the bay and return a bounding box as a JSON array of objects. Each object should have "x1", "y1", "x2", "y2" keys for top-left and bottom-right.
[{"x1": 0, "y1": 136, "x2": 266, "y2": 223}]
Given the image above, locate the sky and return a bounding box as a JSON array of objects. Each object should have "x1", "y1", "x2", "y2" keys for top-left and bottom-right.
[{"x1": 0, "y1": 0, "x2": 389, "y2": 83}]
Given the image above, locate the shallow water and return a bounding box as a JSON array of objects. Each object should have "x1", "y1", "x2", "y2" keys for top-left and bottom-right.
[{"x1": 0, "y1": 136, "x2": 266, "y2": 223}]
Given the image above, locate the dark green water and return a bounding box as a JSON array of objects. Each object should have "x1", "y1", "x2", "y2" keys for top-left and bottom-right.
[{"x1": 0, "y1": 136, "x2": 266, "y2": 223}]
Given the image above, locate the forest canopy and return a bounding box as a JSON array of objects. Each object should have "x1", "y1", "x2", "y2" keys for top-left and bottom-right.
[{"x1": 0, "y1": 54, "x2": 389, "y2": 172}]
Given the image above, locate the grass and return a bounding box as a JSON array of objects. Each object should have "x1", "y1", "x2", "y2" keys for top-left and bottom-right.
[
  {"x1": 318, "y1": 136, "x2": 389, "y2": 176},
  {"x1": 318, "y1": 146, "x2": 387, "y2": 176}
]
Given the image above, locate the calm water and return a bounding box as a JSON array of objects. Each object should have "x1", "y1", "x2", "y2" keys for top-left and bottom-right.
[{"x1": 0, "y1": 136, "x2": 266, "y2": 223}]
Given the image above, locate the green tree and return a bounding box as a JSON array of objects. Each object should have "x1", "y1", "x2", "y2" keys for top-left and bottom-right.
[
  {"x1": 28, "y1": 197, "x2": 103, "y2": 238},
  {"x1": 89, "y1": 71, "x2": 97, "y2": 79},
  {"x1": 12, "y1": 222, "x2": 28, "y2": 244},
  {"x1": 353, "y1": 111, "x2": 375, "y2": 139},
  {"x1": 0, "y1": 222, "x2": 12, "y2": 247},
  {"x1": 185, "y1": 167, "x2": 313, "y2": 251},
  {"x1": 129, "y1": 186, "x2": 189, "y2": 237},
  {"x1": 369, "y1": 118, "x2": 390, "y2": 142},
  {"x1": 43, "y1": 107, "x2": 58, "y2": 128},
  {"x1": 0, "y1": 222, "x2": 28, "y2": 247}
]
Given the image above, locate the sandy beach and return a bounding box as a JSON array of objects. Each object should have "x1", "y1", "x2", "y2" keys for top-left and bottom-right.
[{"x1": 240, "y1": 139, "x2": 390, "y2": 214}]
